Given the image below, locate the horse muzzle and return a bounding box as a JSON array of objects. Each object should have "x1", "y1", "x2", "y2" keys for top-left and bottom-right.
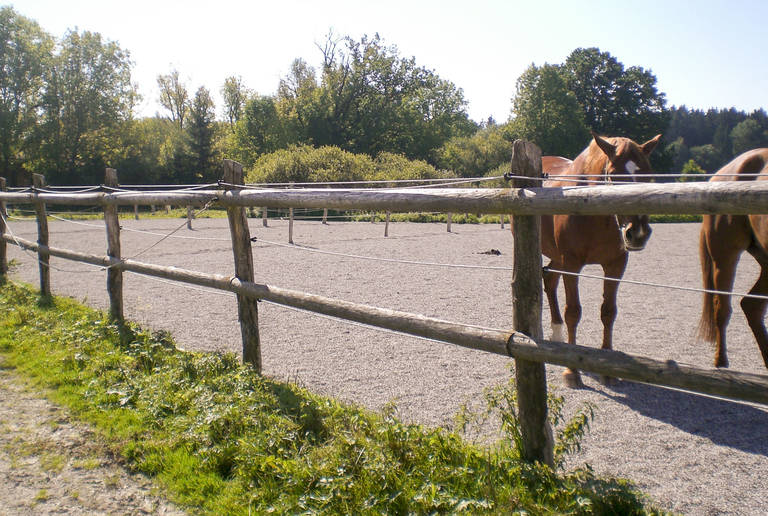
[{"x1": 621, "y1": 220, "x2": 652, "y2": 252}]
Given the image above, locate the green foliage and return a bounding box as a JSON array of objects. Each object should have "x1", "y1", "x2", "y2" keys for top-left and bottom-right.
[
  {"x1": 246, "y1": 144, "x2": 450, "y2": 184},
  {"x1": 0, "y1": 7, "x2": 54, "y2": 185},
  {"x1": 433, "y1": 125, "x2": 514, "y2": 177},
  {"x1": 186, "y1": 86, "x2": 218, "y2": 181},
  {"x1": 561, "y1": 48, "x2": 668, "y2": 144},
  {"x1": 679, "y1": 159, "x2": 707, "y2": 181},
  {"x1": 0, "y1": 282, "x2": 664, "y2": 514},
  {"x1": 510, "y1": 63, "x2": 589, "y2": 157},
  {"x1": 29, "y1": 28, "x2": 138, "y2": 185}
]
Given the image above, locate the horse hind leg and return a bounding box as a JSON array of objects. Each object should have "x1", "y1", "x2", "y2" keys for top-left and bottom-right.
[
  {"x1": 543, "y1": 262, "x2": 565, "y2": 342},
  {"x1": 742, "y1": 249, "x2": 768, "y2": 368}
]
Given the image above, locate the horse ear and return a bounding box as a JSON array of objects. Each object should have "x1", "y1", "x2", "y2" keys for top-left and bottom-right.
[
  {"x1": 641, "y1": 134, "x2": 662, "y2": 155},
  {"x1": 591, "y1": 130, "x2": 616, "y2": 160}
]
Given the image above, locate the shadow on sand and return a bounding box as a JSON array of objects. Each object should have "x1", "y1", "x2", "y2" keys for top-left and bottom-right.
[{"x1": 586, "y1": 374, "x2": 768, "y2": 457}]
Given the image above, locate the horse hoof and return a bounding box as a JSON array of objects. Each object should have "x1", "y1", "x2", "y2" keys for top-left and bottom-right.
[
  {"x1": 715, "y1": 359, "x2": 729, "y2": 368},
  {"x1": 562, "y1": 370, "x2": 583, "y2": 389},
  {"x1": 599, "y1": 375, "x2": 619, "y2": 387}
]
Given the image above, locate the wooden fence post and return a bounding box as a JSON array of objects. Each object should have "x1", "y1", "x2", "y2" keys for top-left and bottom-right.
[
  {"x1": 134, "y1": 204, "x2": 139, "y2": 220},
  {"x1": 187, "y1": 205, "x2": 193, "y2": 230},
  {"x1": 288, "y1": 207, "x2": 294, "y2": 244},
  {"x1": 32, "y1": 174, "x2": 51, "y2": 297},
  {"x1": 0, "y1": 177, "x2": 6, "y2": 281},
  {"x1": 510, "y1": 140, "x2": 553, "y2": 466},
  {"x1": 104, "y1": 168, "x2": 123, "y2": 322},
  {"x1": 223, "y1": 159, "x2": 262, "y2": 371},
  {"x1": 384, "y1": 211, "x2": 391, "y2": 237},
  {"x1": 447, "y1": 212, "x2": 453, "y2": 232},
  {"x1": 262, "y1": 207, "x2": 268, "y2": 227}
]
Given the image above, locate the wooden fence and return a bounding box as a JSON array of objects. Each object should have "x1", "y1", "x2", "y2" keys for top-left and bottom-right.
[{"x1": 2, "y1": 146, "x2": 768, "y2": 467}]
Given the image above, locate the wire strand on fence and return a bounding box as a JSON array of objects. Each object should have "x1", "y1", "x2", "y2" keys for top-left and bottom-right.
[
  {"x1": 132, "y1": 269, "x2": 512, "y2": 342},
  {"x1": 544, "y1": 266, "x2": 768, "y2": 302}
]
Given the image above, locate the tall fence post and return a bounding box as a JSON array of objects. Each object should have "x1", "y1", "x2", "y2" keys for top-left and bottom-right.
[
  {"x1": 32, "y1": 173, "x2": 51, "y2": 297},
  {"x1": 223, "y1": 159, "x2": 262, "y2": 371},
  {"x1": 447, "y1": 212, "x2": 453, "y2": 232},
  {"x1": 0, "y1": 177, "x2": 6, "y2": 281},
  {"x1": 510, "y1": 140, "x2": 553, "y2": 466},
  {"x1": 104, "y1": 168, "x2": 124, "y2": 322},
  {"x1": 187, "y1": 205, "x2": 193, "y2": 230}
]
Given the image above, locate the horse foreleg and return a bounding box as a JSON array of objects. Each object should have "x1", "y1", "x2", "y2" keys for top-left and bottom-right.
[
  {"x1": 562, "y1": 270, "x2": 583, "y2": 388},
  {"x1": 598, "y1": 254, "x2": 628, "y2": 385},
  {"x1": 742, "y1": 252, "x2": 768, "y2": 368},
  {"x1": 543, "y1": 262, "x2": 564, "y2": 341}
]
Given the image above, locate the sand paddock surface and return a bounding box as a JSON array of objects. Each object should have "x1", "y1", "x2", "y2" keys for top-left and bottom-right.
[{"x1": 4, "y1": 216, "x2": 768, "y2": 515}]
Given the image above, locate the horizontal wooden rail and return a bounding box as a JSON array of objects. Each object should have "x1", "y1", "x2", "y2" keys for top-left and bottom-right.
[
  {"x1": 5, "y1": 232, "x2": 768, "y2": 405},
  {"x1": 3, "y1": 180, "x2": 768, "y2": 214}
]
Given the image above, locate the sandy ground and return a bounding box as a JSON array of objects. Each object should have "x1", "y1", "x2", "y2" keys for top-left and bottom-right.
[
  {"x1": 3, "y1": 215, "x2": 768, "y2": 515},
  {"x1": 0, "y1": 357, "x2": 184, "y2": 515}
]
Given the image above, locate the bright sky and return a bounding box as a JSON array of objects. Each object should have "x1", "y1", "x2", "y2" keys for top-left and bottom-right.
[{"x1": 11, "y1": 0, "x2": 768, "y2": 124}]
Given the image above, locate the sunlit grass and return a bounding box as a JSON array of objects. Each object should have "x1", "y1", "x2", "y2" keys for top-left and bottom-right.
[{"x1": 0, "y1": 281, "x2": 666, "y2": 514}]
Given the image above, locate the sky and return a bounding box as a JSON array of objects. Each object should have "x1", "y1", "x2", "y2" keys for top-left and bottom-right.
[{"x1": 11, "y1": 0, "x2": 768, "y2": 124}]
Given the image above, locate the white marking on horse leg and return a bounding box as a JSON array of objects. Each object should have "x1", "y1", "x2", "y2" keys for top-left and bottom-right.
[{"x1": 551, "y1": 323, "x2": 565, "y2": 342}]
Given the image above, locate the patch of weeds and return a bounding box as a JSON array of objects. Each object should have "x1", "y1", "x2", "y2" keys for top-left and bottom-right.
[
  {"x1": 33, "y1": 489, "x2": 49, "y2": 503},
  {"x1": 104, "y1": 473, "x2": 121, "y2": 489},
  {"x1": 72, "y1": 457, "x2": 102, "y2": 470},
  {"x1": 40, "y1": 451, "x2": 67, "y2": 474}
]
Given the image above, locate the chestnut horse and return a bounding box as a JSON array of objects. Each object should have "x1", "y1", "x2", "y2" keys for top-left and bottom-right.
[
  {"x1": 535, "y1": 132, "x2": 661, "y2": 388},
  {"x1": 698, "y1": 148, "x2": 768, "y2": 369}
]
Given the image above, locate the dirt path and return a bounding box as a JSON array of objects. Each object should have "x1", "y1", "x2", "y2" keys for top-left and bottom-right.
[
  {"x1": 0, "y1": 357, "x2": 184, "y2": 515},
  {"x1": 4, "y1": 217, "x2": 768, "y2": 515}
]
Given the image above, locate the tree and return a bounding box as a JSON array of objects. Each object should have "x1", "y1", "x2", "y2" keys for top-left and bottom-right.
[
  {"x1": 221, "y1": 75, "x2": 249, "y2": 130},
  {"x1": 731, "y1": 118, "x2": 767, "y2": 156},
  {"x1": 510, "y1": 63, "x2": 589, "y2": 157},
  {"x1": 276, "y1": 33, "x2": 475, "y2": 161},
  {"x1": 187, "y1": 86, "x2": 217, "y2": 181},
  {"x1": 39, "y1": 29, "x2": 137, "y2": 184},
  {"x1": 561, "y1": 48, "x2": 668, "y2": 142},
  {"x1": 433, "y1": 125, "x2": 513, "y2": 177},
  {"x1": 0, "y1": 7, "x2": 54, "y2": 185},
  {"x1": 231, "y1": 95, "x2": 286, "y2": 166},
  {"x1": 157, "y1": 69, "x2": 188, "y2": 129},
  {"x1": 679, "y1": 159, "x2": 706, "y2": 181},
  {"x1": 689, "y1": 144, "x2": 722, "y2": 172}
]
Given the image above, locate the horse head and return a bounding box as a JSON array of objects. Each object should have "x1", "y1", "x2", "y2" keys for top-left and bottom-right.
[{"x1": 591, "y1": 131, "x2": 662, "y2": 252}]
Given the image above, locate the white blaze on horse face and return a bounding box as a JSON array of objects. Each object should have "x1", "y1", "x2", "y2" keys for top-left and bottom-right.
[{"x1": 625, "y1": 160, "x2": 639, "y2": 175}]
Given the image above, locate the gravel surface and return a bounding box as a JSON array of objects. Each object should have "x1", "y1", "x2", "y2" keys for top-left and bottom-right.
[{"x1": 4, "y1": 216, "x2": 768, "y2": 515}]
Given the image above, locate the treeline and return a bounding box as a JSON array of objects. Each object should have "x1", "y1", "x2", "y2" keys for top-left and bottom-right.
[
  {"x1": 666, "y1": 106, "x2": 768, "y2": 173},
  {"x1": 2, "y1": 6, "x2": 765, "y2": 187}
]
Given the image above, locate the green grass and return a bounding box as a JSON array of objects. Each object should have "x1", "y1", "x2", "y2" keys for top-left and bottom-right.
[{"x1": 0, "y1": 281, "x2": 666, "y2": 514}]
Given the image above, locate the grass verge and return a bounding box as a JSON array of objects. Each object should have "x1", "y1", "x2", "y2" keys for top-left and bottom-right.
[{"x1": 0, "y1": 281, "x2": 666, "y2": 514}]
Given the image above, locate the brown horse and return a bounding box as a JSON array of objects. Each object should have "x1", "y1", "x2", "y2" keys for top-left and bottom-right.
[
  {"x1": 698, "y1": 148, "x2": 768, "y2": 369},
  {"x1": 535, "y1": 132, "x2": 661, "y2": 388}
]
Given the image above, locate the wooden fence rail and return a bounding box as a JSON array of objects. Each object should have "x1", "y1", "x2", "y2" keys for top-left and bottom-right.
[
  {"x1": 2, "y1": 147, "x2": 768, "y2": 467},
  {"x1": 4, "y1": 180, "x2": 768, "y2": 214}
]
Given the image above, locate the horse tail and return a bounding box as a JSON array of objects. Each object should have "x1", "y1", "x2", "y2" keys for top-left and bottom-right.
[{"x1": 697, "y1": 224, "x2": 717, "y2": 343}]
